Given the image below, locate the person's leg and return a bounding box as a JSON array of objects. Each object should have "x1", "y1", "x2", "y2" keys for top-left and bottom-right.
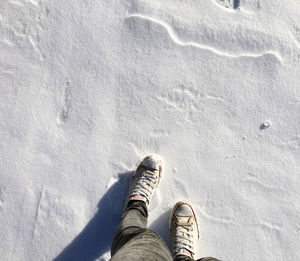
[
  {"x1": 110, "y1": 154, "x2": 172, "y2": 261},
  {"x1": 111, "y1": 200, "x2": 148, "y2": 255}
]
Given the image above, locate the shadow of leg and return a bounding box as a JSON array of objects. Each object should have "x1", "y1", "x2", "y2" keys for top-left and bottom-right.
[
  {"x1": 149, "y1": 208, "x2": 171, "y2": 249},
  {"x1": 54, "y1": 172, "x2": 133, "y2": 261}
]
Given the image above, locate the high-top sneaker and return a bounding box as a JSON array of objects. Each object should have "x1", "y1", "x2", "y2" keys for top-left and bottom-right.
[
  {"x1": 125, "y1": 154, "x2": 163, "y2": 207},
  {"x1": 170, "y1": 202, "x2": 199, "y2": 259}
]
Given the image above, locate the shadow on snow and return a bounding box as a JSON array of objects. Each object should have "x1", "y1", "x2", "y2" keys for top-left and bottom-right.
[{"x1": 54, "y1": 172, "x2": 132, "y2": 261}]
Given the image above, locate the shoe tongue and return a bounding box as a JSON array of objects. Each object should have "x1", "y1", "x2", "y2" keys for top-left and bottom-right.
[{"x1": 176, "y1": 216, "x2": 191, "y2": 223}]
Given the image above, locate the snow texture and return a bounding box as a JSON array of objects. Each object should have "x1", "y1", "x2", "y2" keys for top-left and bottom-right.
[{"x1": 1, "y1": 0, "x2": 300, "y2": 260}]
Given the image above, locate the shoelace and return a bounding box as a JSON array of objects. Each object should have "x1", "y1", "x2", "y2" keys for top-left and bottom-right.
[
  {"x1": 173, "y1": 221, "x2": 194, "y2": 256},
  {"x1": 131, "y1": 170, "x2": 158, "y2": 204}
]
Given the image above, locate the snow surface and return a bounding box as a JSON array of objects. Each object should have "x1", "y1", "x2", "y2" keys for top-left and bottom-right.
[{"x1": 1, "y1": 0, "x2": 300, "y2": 260}]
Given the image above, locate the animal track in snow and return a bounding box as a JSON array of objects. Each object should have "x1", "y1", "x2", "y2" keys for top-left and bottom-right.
[
  {"x1": 126, "y1": 14, "x2": 283, "y2": 63},
  {"x1": 156, "y1": 86, "x2": 224, "y2": 113},
  {"x1": 57, "y1": 81, "x2": 72, "y2": 125}
]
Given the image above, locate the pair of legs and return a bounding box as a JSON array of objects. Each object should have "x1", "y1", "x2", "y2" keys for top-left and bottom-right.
[{"x1": 110, "y1": 155, "x2": 220, "y2": 261}]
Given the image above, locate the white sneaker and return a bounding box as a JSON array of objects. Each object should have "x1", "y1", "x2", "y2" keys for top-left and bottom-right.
[
  {"x1": 170, "y1": 202, "x2": 199, "y2": 259},
  {"x1": 126, "y1": 154, "x2": 163, "y2": 206}
]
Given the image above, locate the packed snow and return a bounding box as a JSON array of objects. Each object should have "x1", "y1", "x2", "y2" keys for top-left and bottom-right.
[{"x1": 1, "y1": 0, "x2": 299, "y2": 260}]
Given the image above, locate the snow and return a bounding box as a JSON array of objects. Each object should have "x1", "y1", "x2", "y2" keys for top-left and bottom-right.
[{"x1": 0, "y1": 0, "x2": 299, "y2": 260}]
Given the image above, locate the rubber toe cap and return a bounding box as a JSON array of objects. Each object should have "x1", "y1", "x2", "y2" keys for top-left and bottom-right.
[
  {"x1": 175, "y1": 204, "x2": 193, "y2": 217},
  {"x1": 142, "y1": 154, "x2": 163, "y2": 170}
]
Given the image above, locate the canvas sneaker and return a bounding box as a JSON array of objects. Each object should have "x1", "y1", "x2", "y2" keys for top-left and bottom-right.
[
  {"x1": 126, "y1": 154, "x2": 163, "y2": 206},
  {"x1": 170, "y1": 201, "x2": 200, "y2": 259}
]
